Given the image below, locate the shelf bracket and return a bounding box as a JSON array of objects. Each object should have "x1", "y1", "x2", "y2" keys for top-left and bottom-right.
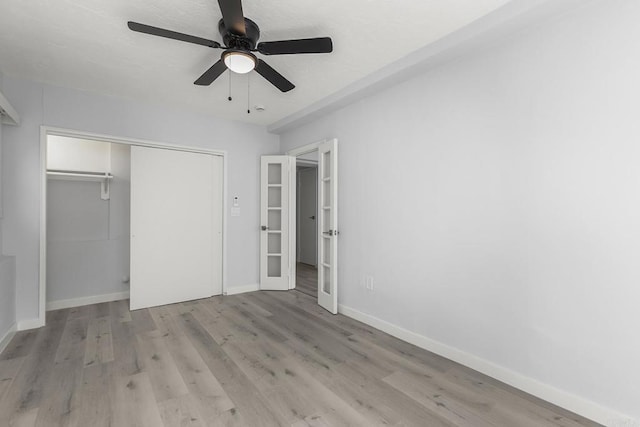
[{"x1": 101, "y1": 178, "x2": 110, "y2": 200}]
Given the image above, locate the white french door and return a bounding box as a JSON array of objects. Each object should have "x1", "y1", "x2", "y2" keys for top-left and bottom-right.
[
  {"x1": 317, "y1": 139, "x2": 338, "y2": 314},
  {"x1": 130, "y1": 146, "x2": 223, "y2": 310},
  {"x1": 260, "y1": 156, "x2": 295, "y2": 290}
]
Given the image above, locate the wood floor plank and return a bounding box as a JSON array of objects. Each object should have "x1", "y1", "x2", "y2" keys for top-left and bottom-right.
[
  {"x1": 220, "y1": 301, "x2": 288, "y2": 343},
  {"x1": 84, "y1": 316, "x2": 114, "y2": 366},
  {"x1": 54, "y1": 317, "x2": 88, "y2": 364},
  {"x1": 158, "y1": 394, "x2": 206, "y2": 427},
  {"x1": 110, "y1": 372, "x2": 165, "y2": 427},
  {"x1": 294, "y1": 262, "x2": 318, "y2": 299},
  {"x1": 9, "y1": 407, "x2": 39, "y2": 427},
  {"x1": 0, "y1": 330, "x2": 38, "y2": 361},
  {"x1": 109, "y1": 314, "x2": 142, "y2": 376},
  {"x1": 135, "y1": 332, "x2": 190, "y2": 403},
  {"x1": 130, "y1": 308, "x2": 158, "y2": 334},
  {"x1": 109, "y1": 299, "x2": 132, "y2": 323},
  {"x1": 234, "y1": 294, "x2": 274, "y2": 318},
  {"x1": 383, "y1": 370, "x2": 495, "y2": 427},
  {"x1": 33, "y1": 360, "x2": 83, "y2": 427},
  {"x1": 74, "y1": 362, "x2": 114, "y2": 427},
  {"x1": 0, "y1": 357, "x2": 25, "y2": 401},
  {"x1": 66, "y1": 304, "x2": 97, "y2": 321}
]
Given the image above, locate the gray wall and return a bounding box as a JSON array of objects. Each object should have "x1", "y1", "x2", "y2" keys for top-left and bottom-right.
[
  {"x1": 46, "y1": 143, "x2": 130, "y2": 303},
  {"x1": 280, "y1": 0, "x2": 640, "y2": 422},
  {"x1": 1, "y1": 76, "x2": 279, "y2": 324}
]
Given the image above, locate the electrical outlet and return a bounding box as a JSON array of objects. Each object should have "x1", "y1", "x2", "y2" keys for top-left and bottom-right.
[{"x1": 365, "y1": 276, "x2": 374, "y2": 291}]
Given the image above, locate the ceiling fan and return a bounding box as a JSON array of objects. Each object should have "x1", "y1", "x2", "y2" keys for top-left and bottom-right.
[{"x1": 128, "y1": 0, "x2": 333, "y2": 92}]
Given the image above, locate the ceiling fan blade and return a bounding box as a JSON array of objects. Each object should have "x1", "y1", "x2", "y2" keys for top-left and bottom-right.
[
  {"x1": 217, "y1": 0, "x2": 246, "y2": 35},
  {"x1": 254, "y1": 60, "x2": 295, "y2": 92},
  {"x1": 194, "y1": 60, "x2": 227, "y2": 85},
  {"x1": 257, "y1": 37, "x2": 333, "y2": 55},
  {"x1": 127, "y1": 21, "x2": 221, "y2": 48}
]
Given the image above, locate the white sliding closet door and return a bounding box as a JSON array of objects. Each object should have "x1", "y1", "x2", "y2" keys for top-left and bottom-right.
[{"x1": 130, "y1": 146, "x2": 223, "y2": 310}]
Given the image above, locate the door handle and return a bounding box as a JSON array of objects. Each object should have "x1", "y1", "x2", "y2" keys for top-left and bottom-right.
[
  {"x1": 309, "y1": 215, "x2": 315, "y2": 220},
  {"x1": 261, "y1": 225, "x2": 268, "y2": 231}
]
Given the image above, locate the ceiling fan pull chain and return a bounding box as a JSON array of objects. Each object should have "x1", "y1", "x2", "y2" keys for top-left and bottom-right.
[
  {"x1": 228, "y1": 71, "x2": 233, "y2": 101},
  {"x1": 247, "y1": 73, "x2": 251, "y2": 114}
]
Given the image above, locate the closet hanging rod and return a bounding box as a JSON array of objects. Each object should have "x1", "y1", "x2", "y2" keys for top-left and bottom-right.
[
  {"x1": 46, "y1": 170, "x2": 114, "y2": 180},
  {"x1": 46, "y1": 170, "x2": 114, "y2": 200}
]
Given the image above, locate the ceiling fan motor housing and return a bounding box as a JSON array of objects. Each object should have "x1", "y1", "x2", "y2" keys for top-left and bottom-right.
[{"x1": 219, "y1": 18, "x2": 260, "y2": 50}]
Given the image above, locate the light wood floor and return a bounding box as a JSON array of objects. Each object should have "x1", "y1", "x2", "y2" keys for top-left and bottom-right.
[
  {"x1": 0, "y1": 291, "x2": 600, "y2": 427},
  {"x1": 296, "y1": 262, "x2": 317, "y2": 299}
]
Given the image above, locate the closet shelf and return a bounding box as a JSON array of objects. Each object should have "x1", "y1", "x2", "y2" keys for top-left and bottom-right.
[{"x1": 47, "y1": 170, "x2": 113, "y2": 200}]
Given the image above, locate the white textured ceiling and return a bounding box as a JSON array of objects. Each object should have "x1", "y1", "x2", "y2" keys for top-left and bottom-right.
[{"x1": 0, "y1": 0, "x2": 511, "y2": 126}]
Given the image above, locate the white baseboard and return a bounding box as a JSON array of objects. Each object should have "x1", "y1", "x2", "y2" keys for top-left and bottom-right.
[
  {"x1": 16, "y1": 317, "x2": 44, "y2": 331},
  {"x1": 338, "y1": 304, "x2": 636, "y2": 427},
  {"x1": 46, "y1": 291, "x2": 130, "y2": 311},
  {"x1": 224, "y1": 283, "x2": 259, "y2": 296},
  {"x1": 0, "y1": 323, "x2": 17, "y2": 354}
]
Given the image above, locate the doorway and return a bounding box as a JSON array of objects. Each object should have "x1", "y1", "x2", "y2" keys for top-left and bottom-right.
[
  {"x1": 39, "y1": 127, "x2": 227, "y2": 325},
  {"x1": 284, "y1": 138, "x2": 339, "y2": 314},
  {"x1": 296, "y1": 159, "x2": 318, "y2": 298}
]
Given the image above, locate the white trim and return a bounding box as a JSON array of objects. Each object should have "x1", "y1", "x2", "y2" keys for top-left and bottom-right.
[
  {"x1": 41, "y1": 126, "x2": 226, "y2": 156},
  {"x1": 338, "y1": 304, "x2": 636, "y2": 427},
  {"x1": 0, "y1": 323, "x2": 17, "y2": 354},
  {"x1": 39, "y1": 128, "x2": 47, "y2": 326},
  {"x1": 288, "y1": 156, "x2": 296, "y2": 290},
  {"x1": 222, "y1": 152, "x2": 228, "y2": 296},
  {"x1": 17, "y1": 318, "x2": 45, "y2": 331},
  {"x1": 39, "y1": 126, "x2": 229, "y2": 327},
  {"x1": 286, "y1": 139, "x2": 330, "y2": 157},
  {"x1": 295, "y1": 159, "x2": 318, "y2": 167},
  {"x1": 0, "y1": 89, "x2": 20, "y2": 125},
  {"x1": 224, "y1": 284, "x2": 259, "y2": 295},
  {"x1": 46, "y1": 291, "x2": 130, "y2": 311}
]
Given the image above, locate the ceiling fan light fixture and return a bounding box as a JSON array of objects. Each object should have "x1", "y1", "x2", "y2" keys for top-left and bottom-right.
[{"x1": 223, "y1": 50, "x2": 256, "y2": 74}]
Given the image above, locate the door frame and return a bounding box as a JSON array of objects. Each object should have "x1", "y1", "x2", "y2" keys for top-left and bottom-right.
[
  {"x1": 286, "y1": 138, "x2": 337, "y2": 300},
  {"x1": 38, "y1": 126, "x2": 228, "y2": 327}
]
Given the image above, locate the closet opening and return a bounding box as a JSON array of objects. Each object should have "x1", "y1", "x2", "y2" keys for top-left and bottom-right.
[
  {"x1": 45, "y1": 135, "x2": 131, "y2": 312},
  {"x1": 38, "y1": 128, "x2": 227, "y2": 325}
]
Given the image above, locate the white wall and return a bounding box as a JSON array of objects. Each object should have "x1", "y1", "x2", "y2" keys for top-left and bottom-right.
[
  {"x1": 280, "y1": 0, "x2": 640, "y2": 423},
  {"x1": 46, "y1": 140, "x2": 130, "y2": 304},
  {"x1": 0, "y1": 70, "x2": 18, "y2": 347},
  {"x1": 47, "y1": 135, "x2": 111, "y2": 173},
  {"x1": 1, "y1": 76, "x2": 279, "y2": 324}
]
